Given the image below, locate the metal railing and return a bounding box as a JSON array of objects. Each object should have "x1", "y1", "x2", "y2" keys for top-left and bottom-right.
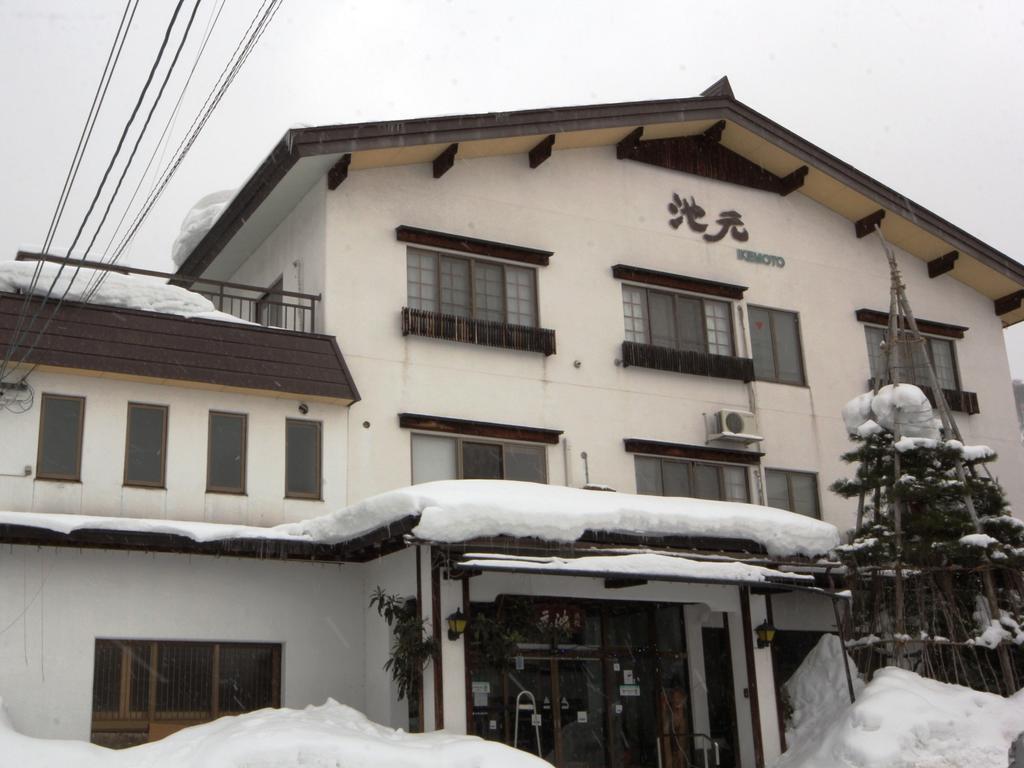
[
  {"x1": 401, "y1": 306, "x2": 556, "y2": 355},
  {"x1": 15, "y1": 252, "x2": 320, "y2": 333},
  {"x1": 622, "y1": 340, "x2": 755, "y2": 382}
]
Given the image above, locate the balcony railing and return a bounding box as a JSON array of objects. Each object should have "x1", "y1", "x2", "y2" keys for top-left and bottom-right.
[
  {"x1": 402, "y1": 307, "x2": 556, "y2": 355},
  {"x1": 622, "y1": 341, "x2": 755, "y2": 382},
  {"x1": 16, "y1": 253, "x2": 319, "y2": 333},
  {"x1": 868, "y1": 378, "x2": 980, "y2": 415}
]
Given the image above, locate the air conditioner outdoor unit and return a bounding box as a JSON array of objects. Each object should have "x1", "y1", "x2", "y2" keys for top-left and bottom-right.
[{"x1": 708, "y1": 410, "x2": 763, "y2": 444}]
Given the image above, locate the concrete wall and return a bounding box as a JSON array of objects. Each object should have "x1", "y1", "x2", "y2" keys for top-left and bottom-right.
[
  {"x1": 298, "y1": 145, "x2": 1024, "y2": 525},
  {"x1": 0, "y1": 545, "x2": 365, "y2": 741},
  {"x1": 0, "y1": 369, "x2": 348, "y2": 526}
]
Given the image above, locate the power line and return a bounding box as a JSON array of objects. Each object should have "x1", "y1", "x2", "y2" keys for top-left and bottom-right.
[
  {"x1": 98, "y1": 0, "x2": 282, "y2": 287},
  {"x1": 87, "y1": 0, "x2": 227, "y2": 293},
  {"x1": 0, "y1": 0, "x2": 137, "y2": 383},
  {"x1": 0, "y1": 0, "x2": 192, "y2": 382}
]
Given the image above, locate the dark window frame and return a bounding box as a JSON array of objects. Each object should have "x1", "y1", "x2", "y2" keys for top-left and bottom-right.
[
  {"x1": 406, "y1": 247, "x2": 541, "y2": 328},
  {"x1": 621, "y1": 283, "x2": 735, "y2": 357},
  {"x1": 863, "y1": 324, "x2": 962, "y2": 392},
  {"x1": 285, "y1": 418, "x2": 323, "y2": 500},
  {"x1": 633, "y1": 454, "x2": 750, "y2": 503},
  {"x1": 765, "y1": 468, "x2": 821, "y2": 519},
  {"x1": 90, "y1": 639, "x2": 281, "y2": 738},
  {"x1": 123, "y1": 403, "x2": 168, "y2": 489},
  {"x1": 36, "y1": 393, "x2": 86, "y2": 482},
  {"x1": 748, "y1": 305, "x2": 807, "y2": 386},
  {"x1": 410, "y1": 432, "x2": 548, "y2": 484},
  {"x1": 206, "y1": 411, "x2": 248, "y2": 495}
]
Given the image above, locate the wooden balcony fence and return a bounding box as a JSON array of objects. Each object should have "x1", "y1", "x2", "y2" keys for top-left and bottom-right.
[{"x1": 401, "y1": 307, "x2": 556, "y2": 355}]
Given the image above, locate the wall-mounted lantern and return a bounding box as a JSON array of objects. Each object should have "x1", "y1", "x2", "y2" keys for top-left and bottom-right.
[
  {"x1": 755, "y1": 620, "x2": 777, "y2": 649},
  {"x1": 447, "y1": 608, "x2": 468, "y2": 641}
]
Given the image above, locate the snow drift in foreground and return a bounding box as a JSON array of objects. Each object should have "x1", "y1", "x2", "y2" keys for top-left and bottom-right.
[
  {"x1": 0, "y1": 698, "x2": 548, "y2": 768},
  {"x1": 0, "y1": 260, "x2": 247, "y2": 325},
  {"x1": 776, "y1": 636, "x2": 1024, "y2": 768},
  {"x1": 171, "y1": 190, "x2": 234, "y2": 269},
  {"x1": 283, "y1": 479, "x2": 841, "y2": 557}
]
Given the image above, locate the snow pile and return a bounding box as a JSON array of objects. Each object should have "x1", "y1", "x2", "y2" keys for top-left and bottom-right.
[
  {"x1": 775, "y1": 663, "x2": 1024, "y2": 768},
  {"x1": 458, "y1": 551, "x2": 814, "y2": 585},
  {"x1": 0, "y1": 698, "x2": 547, "y2": 768},
  {"x1": 842, "y1": 385, "x2": 940, "y2": 439},
  {"x1": 0, "y1": 260, "x2": 247, "y2": 325},
  {"x1": 959, "y1": 533, "x2": 999, "y2": 548},
  {"x1": 779, "y1": 634, "x2": 864, "y2": 767},
  {"x1": 170, "y1": 190, "x2": 234, "y2": 269},
  {"x1": 283, "y1": 480, "x2": 841, "y2": 557}
]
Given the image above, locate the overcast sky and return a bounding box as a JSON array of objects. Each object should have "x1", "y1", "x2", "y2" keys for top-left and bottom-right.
[{"x1": 2, "y1": 0, "x2": 1023, "y2": 374}]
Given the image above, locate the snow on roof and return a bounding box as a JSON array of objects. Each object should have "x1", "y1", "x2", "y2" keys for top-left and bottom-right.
[
  {"x1": 283, "y1": 480, "x2": 841, "y2": 558},
  {"x1": 0, "y1": 510, "x2": 304, "y2": 544},
  {"x1": 0, "y1": 697, "x2": 548, "y2": 768},
  {"x1": 0, "y1": 260, "x2": 249, "y2": 325},
  {"x1": 456, "y1": 551, "x2": 816, "y2": 586},
  {"x1": 171, "y1": 189, "x2": 234, "y2": 269}
]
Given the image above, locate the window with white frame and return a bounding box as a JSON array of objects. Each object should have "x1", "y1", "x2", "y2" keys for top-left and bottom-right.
[
  {"x1": 864, "y1": 325, "x2": 960, "y2": 391},
  {"x1": 634, "y1": 455, "x2": 749, "y2": 502},
  {"x1": 621, "y1": 285, "x2": 734, "y2": 356},
  {"x1": 411, "y1": 433, "x2": 547, "y2": 484},
  {"x1": 407, "y1": 247, "x2": 537, "y2": 326}
]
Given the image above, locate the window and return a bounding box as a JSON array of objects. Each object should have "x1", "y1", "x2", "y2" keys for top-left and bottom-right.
[
  {"x1": 124, "y1": 404, "x2": 167, "y2": 488},
  {"x1": 285, "y1": 419, "x2": 321, "y2": 499},
  {"x1": 407, "y1": 247, "x2": 537, "y2": 327},
  {"x1": 37, "y1": 394, "x2": 85, "y2": 481},
  {"x1": 91, "y1": 640, "x2": 280, "y2": 746},
  {"x1": 622, "y1": 285, "x2": 734, "y2": 356},
  {"x1": 766, "y1": 470, "x2": 820, "y2": 518},
  {"x1": 411, "y1": 433, "x2": 547, "y2": 484},
  {"x1": 634, "y1": 456, "x2": 749, "y2": 502},
  {"x1": 864, "y1": 326, "x2": 960, "y2": 391},
  {"x1": 207, "y1": 412, "x2": 247, "y2": 494},
  {"x1": 749, "y1": 306, "x2": 805, "y2": 385}
]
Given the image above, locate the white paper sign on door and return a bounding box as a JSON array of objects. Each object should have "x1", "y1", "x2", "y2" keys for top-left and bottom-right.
[
  {"x1": 531, "y1": 714, "x2": 542, "y2": 727},
  {"x1": 577, "y1": 711, "x2": 588, "y2": 723},
  {"x1": 623, "y1": 670, "x2": 634, "y2": 684}
]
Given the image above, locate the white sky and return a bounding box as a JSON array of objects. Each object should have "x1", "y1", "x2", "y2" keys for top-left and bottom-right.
[{"x1": 2, "y1": 0, "x2": 1023, "y2": 375}]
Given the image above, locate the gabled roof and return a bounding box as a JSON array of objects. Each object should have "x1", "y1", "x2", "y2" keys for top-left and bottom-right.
[
  {"x1": 0, "y1": 292, "x2": 360, "y2": 403},
  {"x1": 175, "y1": 78, "x2": 1024, "y2": 326}
]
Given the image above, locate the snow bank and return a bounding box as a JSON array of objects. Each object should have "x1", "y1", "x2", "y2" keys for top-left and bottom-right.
[
  {"x1": 779, "y1": 634, "x2": 864, "y2": 767},
  {"x1": 843, "y1": 384, "x2": 940, "y2": 439},
  {"x1": 0, "y1": 260, "x2": 247, "y2": 325},
  {"x1": 0, "y1": 697, "x2": 548, "y2": 768},
  {"x1": 170, "y1": 190, "x2": 233, "y2": 269},
  {"x1": 458, "y1": 551, "x2": 814, "y2": 585},
  {"x1": 283, "y1": 480, "x2": 841, "y2": 557},
  {"x1": 775, "y1": 664, "x2": 1024, "y2": 768}
]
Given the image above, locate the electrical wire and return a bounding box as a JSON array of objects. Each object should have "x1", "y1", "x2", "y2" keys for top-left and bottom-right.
[
  {"x1": 0, "y1": 0, "x2": 137, "y2": 383},
  {"x1": 2, "y1": 0, "x2": 192, "y2": 381},
  {"x1": 97, "y1": 0, "x2": 282, "y2": 289}
]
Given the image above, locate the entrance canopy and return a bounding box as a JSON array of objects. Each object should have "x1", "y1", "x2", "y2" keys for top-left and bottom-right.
[{"x1": 453, "y1": 551, "x2": 825, "y2": 594}]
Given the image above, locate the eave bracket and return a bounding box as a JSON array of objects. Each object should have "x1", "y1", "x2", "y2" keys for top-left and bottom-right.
[
  {"x1": 529, "y1": 135, "x2": 555, "y2": 168},
  {"x1": 326, "y1": 153, "x2": 351, "y2": 190},
  {"x1": 927, "y1": 251, "x2": 959, "y2": 278},
  {"x1": 855, "y1": 209, "x2": 886, "y2": 238},
  {"x1": 433, "y1": 143, "x2": 459, "y2": 178}
]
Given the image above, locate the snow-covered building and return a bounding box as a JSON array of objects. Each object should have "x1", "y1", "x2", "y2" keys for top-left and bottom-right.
[{"x1": 2, "y1": 78, "x2": 1024, "y2": 768}]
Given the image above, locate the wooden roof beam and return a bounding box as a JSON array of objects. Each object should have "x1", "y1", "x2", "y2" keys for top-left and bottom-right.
[
  {"x1": 701, "y1": 119, "x2": 727, "y2": 143},
  {"x1": 928, "y1": 251, "x2": 959, "y2": 278},
  {"x1": 779, "y1": 165, "x2": 809, "y2": 196},
  {"x1": 855, "y1": 209, "x2": 886, "y2": 238},
  {"x1": 433, "y1": 143, "x2": 458, "y2": 178},
  {"x1": 528, "y1": 134, "x2": 555, "y2": 168},
  {"x1": 616, "y1": 127, "x2": 644, "y2": 159},
  {"x1": 995, "y1": 290, "x2": 1024, "y2": 317},
  {"x1": 326, "y1": 153, "x2": 351, "y2": 190}
]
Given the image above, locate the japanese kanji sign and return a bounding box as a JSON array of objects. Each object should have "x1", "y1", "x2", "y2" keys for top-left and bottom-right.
[{"x1": 667, "y1": 193, "x2": 749, "y2": 243}]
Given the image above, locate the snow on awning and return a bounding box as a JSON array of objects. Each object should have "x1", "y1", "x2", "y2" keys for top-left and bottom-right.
[
  {"x1": 453, "y1": 552, "x2": 819, "y2": 592},
  {"x1": 285, "y1": 480, "x2": 841, "y2": 558}
]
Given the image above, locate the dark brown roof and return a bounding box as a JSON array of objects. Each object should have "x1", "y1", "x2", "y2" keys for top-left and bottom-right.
[
  {"x1": 0, "y1": 292, "x2": 359, "y2": 403},
  {"x1": 174, "y1": 89, "x2": 1024, "y2": 302}
]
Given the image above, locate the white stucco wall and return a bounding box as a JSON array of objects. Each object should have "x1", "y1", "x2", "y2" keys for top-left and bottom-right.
[
  {"x1": 0, "y1": 545, "x2": 366, "y2": 741},
  {"x1": 0, "y1": 369, "x2": 348, "y2": 526},
  {"x1": 295, "y1": 145, "x2": 1024, "y2": 526}
]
